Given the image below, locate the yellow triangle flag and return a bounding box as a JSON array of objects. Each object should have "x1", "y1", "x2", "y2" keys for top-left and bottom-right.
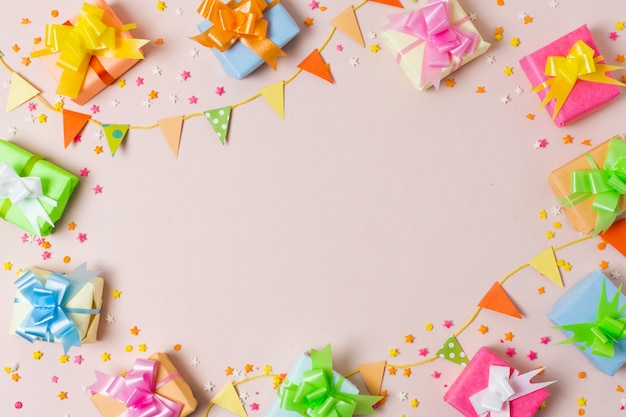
[
  {"x1": 103, "y1": 124, "x2": 130, "y2": 157},
  {"x1": 330, "y1": 6, "x2": 365, "y2": 47},
  {"x1": 358, "y1": 361, "x2": 386, "y2": 395},
  {"x1": 259, "y1": 81, "x2": 285, "y2": 120},
  {"x1": 210, "y1": 382, "x2": 248, "y2": 417},
  {"x1": 529, "y1": 247, "x2": 563, "y2": 287},
  {"x1": 157, "y1": 115, "x2": 184, "y2": 157},
  {"x1": 6, "y1": 72, "x2": 40, "y2": 112}
]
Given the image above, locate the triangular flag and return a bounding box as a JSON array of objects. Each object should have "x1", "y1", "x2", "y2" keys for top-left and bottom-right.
[
  {"x1": 529, "y1": 247, "x2": 563, "y2": 287},
  {"x1": 210, "y1": 382, "x2": 248, "y2": 417},
  {"x1": 157, "y1": 115, "x2": 184, "y2": 157},
  {"x1": 330, "y1": 7, "x2": 365, "y2": 47},
  {"x1": 368, "y1": 0, "x2": 404, "y2": 7},
  {"x1": 298, "y1": 49, "x2": 334, "y2": 84},
  {"x1": 358, "y1": 361, "x2": 386, "y2": 395},
  {"x1": 204, "y1": 107, "x2": 232, "y2": 145},
  {"x1": 259, "y1": 81, "x2": 285, "y2": 120},
  {"x1": 601, "y1": 219, "x2": 626, "y2": 257},
  {"x1": 103, "y1": 124, "x2": 129, "y2": 157},
  {"x1": 62, "y1": 109, "x2": 91, "y2": 149},
  {"x1": 478, "y1": 282, "x2": 522, "y2": 319},
  {"x1": 6, "y1": 72, "x2": 40, "y2": 112},
  {"x1": 436, "y1": 336, "x2": 469, "y2": 366}
]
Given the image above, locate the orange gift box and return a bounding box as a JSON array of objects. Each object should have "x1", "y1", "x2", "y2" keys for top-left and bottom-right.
[
  {"x1": 90, "y1": 352, "x2": 197, "y2": 417},
  {"x1": 32, "y1": 0, "x2": 148, "y2": 105},
  {"x1": 549, "y1": 136, "x2": 626, "y2": 234}
]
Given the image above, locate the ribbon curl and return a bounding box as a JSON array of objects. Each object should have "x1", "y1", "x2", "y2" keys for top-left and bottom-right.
[
  {"x1": 556, "y1": 279, "x2": 626, "y2": 358},
  {"x1": 278, "y1": 345, "x2": 381, "y2": 417},
  {"x1": 0, "y1": 162, "x2": 57, "y2": 236},
  {"x1": 383, "y1": 0, "x2": 479, "y2": 89},
  {"x1": 192, "y1": 0, "x2": 286, "y2": 70},
  {"x1": 89, "y1": 358, "x2": 183, "y2": 417},
  {"x1": 561, "y1": 138, "x2": 626, "y2": 234},
  {"x1": 534, "y1": 40, "x2": 625, "y2": 119},
  {"x1": 31, "y1": 2, "x2": 148, "y2": 98}
]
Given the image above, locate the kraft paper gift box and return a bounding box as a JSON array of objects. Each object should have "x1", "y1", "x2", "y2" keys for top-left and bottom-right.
[
  {"x1": 444, "y1": 347, "x2": 553, "y2": 417},
  {"x1": 0, "y1": 139, "x2": 79, "y2": 237},
  {"x1": 519, "y1": 25, "x2": 623, "y2": 127},
  {"x1": 266, "y1": 345, "x2": 382, "y2": 417},
  {"x1": 548, "y1": 270, "x2": 626, "y2": 376},
  {"x1": 90, "y1": 352, "x2": 198, "y2": 417},
  {"x1": 32, "y1": 0, "x2": 148, "y2": 105},
  {"x1": 9, "y1": 265, "x2": 103, "y2": 353},
  {"x1": 194, "y1": 0, "x2": 300, "y2": 79},
  {"x1": 548, "y1": 136, "x2": 626, "y2": 235},
  {"x1": 381, "y1": 0, "x2": 490, "y2": 91}
]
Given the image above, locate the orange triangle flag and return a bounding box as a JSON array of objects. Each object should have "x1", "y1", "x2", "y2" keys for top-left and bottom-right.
[
  {"x1": 330, "y1": 7, "x2": 364, "y2": 47},
  {"x1": 368, "y1": 0, "x2": 403, "y2": 7},
  {"x1": 478, "y1": 282, "x2": 522, "y2": 319},
  {"x1": 62, "y1": 109, "x2": 91, "y2": 149},
  {"x1": 260, "y1": 81, "x2": 285, "y2": 120},
  {"x1": 600, "y1": 219, "x2": 626, "y2": 257},
  {"x1": 210, "y1": 382, "x2": 248, "y2": 417},
  {"x1": 298, "y1": 49, "x2": 334, "y2": 84},
  {"x1": 6, "y1": 72, "x2": 40, "y2": 112},
  {"x1": 358, "y1": 361, "x2": 386, "y2": 395},
  {"x1": 157, "y1": 115, "x2": 184, "y2": 157},
  {"x1": 529, "y1": 247, "x2": 563, "y2": 287}
]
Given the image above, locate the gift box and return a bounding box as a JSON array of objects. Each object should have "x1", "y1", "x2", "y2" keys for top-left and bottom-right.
[
  {"x1": 519, "y1": 25, "x2": 624, "y2": 127},
  {"x1": 381, "y1": 0, "x2": 490, "y2": 91},
  {"x1": 193, "y1": 0, "x2": 300, "y2": 79},
  {"x1": 267, "y1": 345, "x2": 382, "y2": 417},
  {"x1": 90, "y1": 352, "x2": 197, "y2": 417},
  {"x1": 0, "y1": 139, "x2": 79, "y2": 236},
  {"x1": 9, "y1": 264, "x2": 103, "y2": 353},
  {"x1": 548, "y1": 270, "x2": 626, "y2": 376},
  {"x1": 31, "y1": 0, "x2": 149, "y2": 105},
  {"x1": 444, "y1": 347, "x2": 553, "y2": 417},
  {"x1": 548, "y1": 136, "x2": 626, "y2": 235}
]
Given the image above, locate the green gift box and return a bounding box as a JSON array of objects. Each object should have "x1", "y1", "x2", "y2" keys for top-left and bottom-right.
[{"x1": 0, "y1": 139, "x2": 79, "y2": 236}]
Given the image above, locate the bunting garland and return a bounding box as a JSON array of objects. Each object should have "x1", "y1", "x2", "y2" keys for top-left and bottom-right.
[
  {"x1": 330, "y1": 6, "x2": 365, "y2": 47},
  {"x1": 478, "y1": 282, "x2": 522, "y2": 319},
  {"x1": 157, "y1": 115, "x2": 184, "y2": 157},
  {"x1": 6, "y1": 72, "x2": 39, "y2": 112},
  {"x1": 62, "y1": 109, "x2": 91, "y2": 149},
  {"x1": 529, "y1": 247, "x2": 563, "y2": 287},
  {"x1": 210, "y1": 382, "x2": 249, "y2": 417},
  {"x1": 103, "y1": 124, "x2": 130, "y2": 157},
  {"x1": 298, "y1": 49, "x2": 335, "y2": 83},
  {"x1": 205, "y1": 107, "x2": 232, "y2": 145},
  {"x1": 259, "y1": 81, "x2": 285, "y2": 120}
]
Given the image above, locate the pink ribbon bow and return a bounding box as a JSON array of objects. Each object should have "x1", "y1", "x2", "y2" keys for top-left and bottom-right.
[
  {"x1": 383, "y1": 0, "x2": 478, "y2": 89},
  {"x1": 89, "y1": 358, "x2": 183, "y2": 417}
]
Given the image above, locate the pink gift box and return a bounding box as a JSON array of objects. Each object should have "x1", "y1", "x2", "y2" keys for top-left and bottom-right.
[
  {"x1": 444, "y1": 347, "x2": 551, "y2": 417},
  {"x1": 519, "y1": 25, "x2": 621, "y2": 127}
]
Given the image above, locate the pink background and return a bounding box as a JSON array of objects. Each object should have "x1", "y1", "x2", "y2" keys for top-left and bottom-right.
[{"x1": 1, "y1": 0, "x2": 626, "y2": 416}]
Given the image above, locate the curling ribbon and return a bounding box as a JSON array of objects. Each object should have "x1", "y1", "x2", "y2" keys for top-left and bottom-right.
[
  {"x1": 561, "y1": 138, "x2": 626, "y2": 234},
  {"x1": 382, "y1": 0, "x2": 478, "y2": 89},
  {"x1": 0, "y1": 161, "x2": 57, "y2": 236},
  {"x1": 89, "y1": 358, "x2": 183, "y2": 417},
  {"x1": 192, "y1": 0, "x2": 286, "y2": 69},
  {"x1": 533, "y1": 40, "x2": 625, "y2": 119},
  {"x1": 556, "y1": 279, "x2": 626, "y2": 358},
  {"x1": 277, "y1": 345, "x2": 381, "y2": 417},
  {"x1": 469, "y1": 365, "x2": 555, "y2": 417},
  {"x1": 30, "y1": 2, "x2": 148, "y2": 98}
]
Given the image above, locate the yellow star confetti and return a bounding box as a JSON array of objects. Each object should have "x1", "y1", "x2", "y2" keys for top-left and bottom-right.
[
  {"x1": 493, "y1": 34, "x2": 502, "y2": 42},
  {"x1": 3, "y1": 262, "x2": 12, "y2": 270},
  {"x1": 616, "y1": 21, "x2": 625, "y2": 31},
  {"x1": 53, "y1": 101, "x2": 64, "y2": 111},
  {"x1": 101, "y1": 352, "x2": 111, "y2": 361},
  {"x1": 510, "y1": 37, "x2": 520, "y2": 47},
  {"x1": 138, "y1": 344, "x2": 148, "y2": 352},
  {"x1": 112, "y1": 289, "x2": 122, "y2": 299},
  {"x1": 263, "y1": 364, "x2": 273, "y2": 374},
  {"x1": 553, "y1": 222, "x2": 561, "y2": 229},
  {"x1": 404, "y1": 334, "x2": 415, "y2": 343},
  {"x1": 562, "y1": 262, "x2": 572, "y2": 272},
  {"x1": 410, "y1": 398, "x2": 420, "y2": 408},
  {"x1": 577, "y1": 397, "x2": 586, "y2": 406},
  {"x1": 118, "y1": 79, "x2": 126, "y2": 88},
  {"x1": 125, "y1": 345, "x2": 133, "y2": 352},
  {"x1": 478, "y1": 325, "x2": 488, "y2": 334},
  {"x1": 539, "y1": 209, "x2": 547, "y2": 219},
  {"x1": 370, "y1": 44, "x2": 381, "y2": 53},
  {"x1": 503, "y1": 66, "x2": 513, "y2": 76},
  {"x1": 156, "y1": 1, "x2": 167, "y2": 11},
  {"x1": 545, "y1": 230, "x2": 555, "y2": 239},
  {"x1": 37, "y1": 114, "x2": 47, "y2": 123},
  {"x1": 32, "y1": 351, "x2": 43, "y2": 360},
  {"x1": 389, "y1": 348, "x2": 399, "y2": 357},
  {"x1": 59, "y1": 355, "x2": 69, "y2": 363}
]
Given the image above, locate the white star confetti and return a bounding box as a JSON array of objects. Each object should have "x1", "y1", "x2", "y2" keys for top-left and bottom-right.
[
  {"x1": 3, "y1": 80, "x2": 11, "y2": 89},
  {"x1": 190, "y1": 48, "x2": 199, "y2": 58},
  {"x1": 26, "y1": 114, "x2": 36, "y2": 123},
  {"x1": 350, "y1": 57, "x2": 359, "y2": 67},
  {"x1": 169, "y1": 94, "x2": 179, "y2": 104},
  {"x1": 468, "y1": 12, "x2": 477, "y2": 21},
  {"x1": 367, "y1": 31, "x2": 377, "y2": 39},
  {"x1": 548, "y1": 0, "x2": 559, "y2": 8},
  {"x1": 204, "y1": 381, "x2": 215, "y2": 391},
  {"x1": 514, "y1": 86, "x2": 524, "y2": 95},
  {"x1": 398, "y1": 391, "x2": 408, "y2": 401},
  {"x1": 486, "y1": 55, "x2": 495, "y2": 64},
  {"x1": 499, "y1": 95, "x2": 510, "y2": 104},
  {"x1": 105, "y1": 314, "x2": 115, "y2": 324},
  {"x1": 517, "y1": 12, "x2": 527, "y2": 20},
  {"x1": 611, "y1": 270, "x2": 622, "y2": 280},
  {"x1": 552, "y1": 206, "x2": 562, "y2": 216},
  {"x1": 94, "y1": 129, "x2": 104, "y2": 140},
  {"x1": 175, "y1": 6, "x2": 184, "y2": 16},
  {"x1": 110, "y1": 99, "x2": 120, "y2": 107},
  {"x1": 8, "y1": 126, "x2": 18, "y2": 136},
  {"x1": 190, "y1": 357, "x2": 200, "y2": 367},
  {"x1": 142, "y1": 98, "x2": 152, "y2": 108},
  {"x1": 152, "y1": 66, "x2": 163, "y2": 76},
  {"x1": 239, "y1": 390, "x2": 250, "y2": 401}
]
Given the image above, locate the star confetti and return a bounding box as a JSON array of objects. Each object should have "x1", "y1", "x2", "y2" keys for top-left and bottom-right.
[
  {"x1": 369, "y1": 44, "x2": 381, "y2": 53},
  {"x1": 156, "y1": 1, "x2": 166, "y2": 11}
]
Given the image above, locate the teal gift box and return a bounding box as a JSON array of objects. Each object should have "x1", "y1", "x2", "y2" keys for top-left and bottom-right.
[
  {"x1": 195, "y1": 0, "x2": 300, "y2": 79},
  {"x1": 548, "y1": 270, "x2": 626, "y2": 376},
  {"x1": 0, "y1": 139, "x2": 79, "y2": 236}
]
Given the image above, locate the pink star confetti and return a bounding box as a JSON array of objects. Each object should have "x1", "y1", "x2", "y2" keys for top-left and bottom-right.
[
  {"x1": 73, "y1": 134, "x2": 82, "y2": 143},
  {"x1": 135, "y1": 76, "x2": 144, "y2": 86},
  {"x1": 77, "y1": 233, "x2": 87, "y2": 243},
  {"x1": 73, "y1": 355, "x2": 83, "y2": 365},
  {"x1": 527, "y1": 351, "x2": 538, "y2": 360},
  {"x1": 93, "y1": 185, "x2": 103, "y2": 194},
  {"x1": 540, "y1": 336, "x2": 550, "y2": 345},
  {"x1": 336, "y1": 44, "x2": 343, "y2": 52},
  {"x1": 431, "y1": 371, "x2": 441, "y2": 379},
  {"x1": 308, "y1": 0, "x2": 319, "y2": 9},
  {"x1": 250, "y1": 403, "x2": 260, "y2": 411},
  {"x1": 79, "y1": 168, "x2": 90, "y2": 177},
  {"x1": 418, "y1": 348, "x2": 429, "y2": 357},
  {"x1": 188, "y1": 95, "x2": 198, "y2": 104},
  {"x1": 51, "y1": 375, "x2": 59, "y2": 383},
  {"x1": 538, "y1": 138, "x2": 548, "y2": 148},
  {"x1": 180, "y1": 70, "x2": 191, "y2": 81},
  {"x1": 506, "y1": 347, "x2": 516, "y2": 357},
  {"x1": 41, "y1": 251, "x2": 51, "y2": 260},
  {"x1": 443, "y1": 320, "x2": 453, "y2": 329},
  {"x1": 21, "y1": 233, "x2": 30, "y2": 243},
  {"x1": 610, "y1": 31, "x2": 619, "y2": 40},
  {"x1": 90, "y1": 104, "x2": 100, "y2": 114},
  {"x1": 215, "y1": 86, "x2": 225, "y2": 96},
  {"x1": 27, "y1": 102, "x2": 37, "y2": 111}
]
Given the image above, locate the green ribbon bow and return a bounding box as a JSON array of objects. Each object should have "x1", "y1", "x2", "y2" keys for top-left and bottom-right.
[
  {"x1": 556, "y1": 279, "x2": 626, "y2": 358},
  {"x1": 278, "y1": 345, "x2": 382, "y2": 417},
  {"x1": 561, "y1": 138, "x2": 626, "y2": 234}
]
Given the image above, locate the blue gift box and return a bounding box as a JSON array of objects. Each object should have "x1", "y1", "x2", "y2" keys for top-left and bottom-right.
[
  {"x1": 197, "y1": 0, "x2": 300, "y2": 79},
  {"x1": 548, "y1": 270, "x2": 626, "y2": 376}
]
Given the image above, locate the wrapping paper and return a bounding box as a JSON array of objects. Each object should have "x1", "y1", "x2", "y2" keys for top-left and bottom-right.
[
  {"x1": 444, "y1": 347, "x2": 550, "y2": 417},
  {"x1": 519, "y1": 25, "x2": 621, "y2": 127},
  {"x1": 90, "y1": 352, "x2": 198, "y2": 417},
  {"x1": 548, "y1": 136, "x2": 626, "y2": 234},
  {"x1": 381, "y1": 0, "x2": 490, "y2": 91},
  {"x1": 33, "y1": 0, "x2": 147, "y2": 105},
  {"x1": 548, "y1": 270, "x2": 626, "y2": 376},
  {"x1": 0, "y1": 139, "x2": 79, "y2": 236}
]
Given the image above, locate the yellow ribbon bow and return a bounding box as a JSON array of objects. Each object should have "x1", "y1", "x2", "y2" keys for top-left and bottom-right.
[
  {"x1": 192, "y1": 0, "x2": 286, "y2": 70},
  {"x1": 534, "y1": 40, "x2": 625, "y2": 119},
  {"x1": 31, "y1": 2, "x2": 149, "y2": 98}
]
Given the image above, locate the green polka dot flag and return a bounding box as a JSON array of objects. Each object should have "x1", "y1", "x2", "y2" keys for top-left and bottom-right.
[
  {"x1": 204, "y1": 107, "x2": 231, "y2": 145},
  {"x1": 436, "y1": 336, "x2": 469, "y2": 366},
  {"x1": 103, "y1": 124, "x2": 130, "y2": 157}
]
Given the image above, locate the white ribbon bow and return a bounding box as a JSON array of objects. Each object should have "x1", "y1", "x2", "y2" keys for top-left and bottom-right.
[
  {"x1": 0, "y1": 162, "x2": 57, "y2": 236},
  {"x1": 469, "y1": 365, "x2": 555, "y2": 417}
]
